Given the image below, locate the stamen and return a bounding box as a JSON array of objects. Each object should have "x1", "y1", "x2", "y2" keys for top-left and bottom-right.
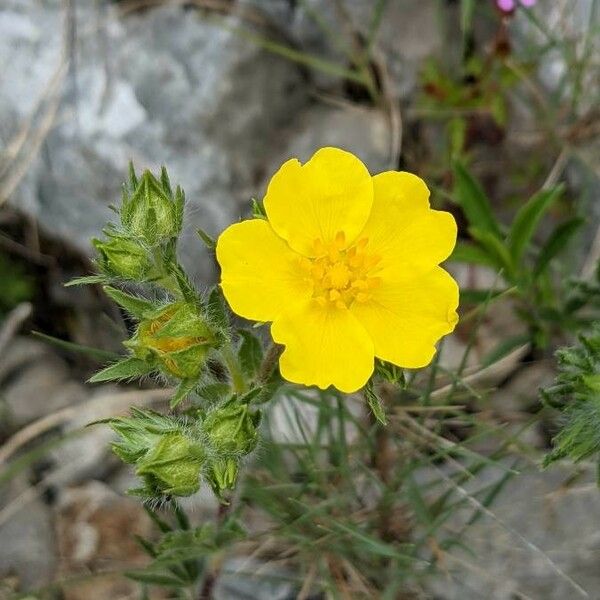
[{"x1": 306, "y1": 233, "x2": 381, "y2": 309}]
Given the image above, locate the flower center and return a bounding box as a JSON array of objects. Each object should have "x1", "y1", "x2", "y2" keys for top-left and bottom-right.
[{"x1": 300, "y1": 231, "x2": 381, "y2": 309}]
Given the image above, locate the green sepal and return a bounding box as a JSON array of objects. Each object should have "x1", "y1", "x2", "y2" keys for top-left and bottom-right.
[
  {"x1": 365, "y1": 382, "x2": 387, "y2": 425},
  {"x1": 89, "y1": 357, "x2": 155, "y2": 383},
  {"x1": 103, "y1": 285, "x2": 155, "y2": 319}
]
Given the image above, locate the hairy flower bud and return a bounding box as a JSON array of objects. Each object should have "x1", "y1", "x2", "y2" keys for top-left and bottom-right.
[
  {"x1": 206, "y1": 457, "x2": 239, "y2": 495},
  {"x1": 93, "y1": 234, "x2": 153, "y2": 280},
  {"x1": 121, "y1": 170, "x2": 183, "y2": 246},
  {"x1": 126, "y1": 302, "x2": 215, "y2": 379},
  {"x1": 137, "y1": 432, "x2": 205, "y2": 496},
  {"x1": 202, "y1": 401, "x2": 260, "y2": 456}
]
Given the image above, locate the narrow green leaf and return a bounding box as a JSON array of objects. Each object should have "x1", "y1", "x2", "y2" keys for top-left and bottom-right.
[
  {"x1": 534, "y1": 216, "x2": 583, "y2": 277},
  {"x1": 89, "y1": 357, "x2": 153, "y2": 383},
  {"x1": 508, "y1": 186, "x2": 563, "y2": 261},
  {"x1": 197, "y1": 228, "x2": 216, "y2": 250},
  {"x1": 450, "y1": 241, "x2": 500, "y2": 268},
  {"x1": 365, "y1": 383, "x2": 387, "y2": 425},
  {"x1": 452, "y1": 161, "x2": 503, "y2": 239},
  {"x1": 238, "y1": 330, "x2": 264, "y2": 379},
  {"x1": 481, "y1": 333, "x2": 530, "y2": 367},
  {"x1": 170, "y1": 379, "x2": 197, "y2": 409},
  {"x1": 251, "y1": 197, "x2": 266, "y2": 219},
  {"x1": 31, "y1": 331, "x2": 119, "y2": 361},
  {"x1": 64, "y1": 274, "x2": 106, "y2": 287},
  {"x1": 207, "y1": 286, "x2": 230, "y2": 330},
  {"x1": 103, "y1": 286, "x2": 155, "y2": 319},
  {"x1": 469, "y1": 228, "x2": 515, "y2": 280},
  {"x1": 459, "y1": 288, "x2": 507, "y2": 304},
  {"x1": 125, "y1": 570, "x2": 184, "y2": 587}
]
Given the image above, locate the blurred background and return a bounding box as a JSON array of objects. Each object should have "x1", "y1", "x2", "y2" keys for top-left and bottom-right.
[{"x1": 0, "y1": 0, "x2": 599, "y2": 598}]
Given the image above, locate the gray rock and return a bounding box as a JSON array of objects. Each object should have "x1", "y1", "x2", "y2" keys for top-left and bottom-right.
[
  {"x1": 247, "y1": 0, "x2": 442, "y2": 99},
  {"x1": 262, "y1": 103, "x2": 392, "y2": 181},
  {"x1": 0, "y1": 475, "x2": 57, "y2": 590},
  {"x1": 1, "y1": 0, "x2": 308, "y2": 284},
  {"x1": 426, "y1": 465, "x2": 600, "y2": 600},
  {"x1": 0, "y1": 338, "x2": 77, "y2": 428},
  {"x1": 215, "y1": 556, "x2": 296, "y2": 600}
]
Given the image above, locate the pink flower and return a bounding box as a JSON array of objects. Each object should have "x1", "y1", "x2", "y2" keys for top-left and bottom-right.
[{"x1": 497, "y1": 0, "x2": 536, "y2": 12}]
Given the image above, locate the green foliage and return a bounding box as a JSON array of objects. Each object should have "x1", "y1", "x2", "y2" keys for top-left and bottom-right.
[
  {"x1": 450, "y1": 161, "x2": 589, "y2": 347},
  {"x1": 542, "y1": 325, "x2": 600, "y2": 469},
  {"x1": 0, "y1": 253, "x2": 33, "y2": 315},
  {"x1": 128, "y1": 505, "x2": 244, "y2": 591}
]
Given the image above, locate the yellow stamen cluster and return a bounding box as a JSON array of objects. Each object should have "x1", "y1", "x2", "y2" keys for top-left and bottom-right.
[{"x1": 301, "y1": 231, "x2": 381, "y2": 309}]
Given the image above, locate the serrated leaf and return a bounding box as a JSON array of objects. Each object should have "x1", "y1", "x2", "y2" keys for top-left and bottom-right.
[
  {"x1": 31, "y1": 331, "x2": 119, "y2": 361},
  {"x1": 64, "y1": 275, "x2": 107, "y2": 287},
  {"x1": 534, "y1": 217, "x2": 583, "y2": 277},
  {"x1": 238, "y1": 330, "x2": 263, "y2": 379},
  {"x1": 452, "y1": 161, "x2": 503, "y2": 239},
  {"x1": 508, "y1": 186, "x2": 563, "y2": 262},
  {"x1": 365, "y1": 383, "x2": 387, "y2": 425},
  {"x1": 450, "y1": 241, "x2": 500, "y2": 268},
  {"x1": 103, "y1": 286, "x2": 155, "y2": 319},
  {"x1": 89, "y1": 357, "x2": 154, "y2": 383}
]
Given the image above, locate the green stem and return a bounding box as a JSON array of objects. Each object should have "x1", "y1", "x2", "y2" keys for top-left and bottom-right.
[{"x1": 221, "y1": 342, "x2": 247, "y2": 394}]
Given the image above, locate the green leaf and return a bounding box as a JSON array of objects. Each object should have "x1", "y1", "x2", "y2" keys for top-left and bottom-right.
[
  {"x1": 238, "y1": 330, "x2": 264, "y2": 379},
  {"x1": 89, "y1": 357, "x2": 154, "y2": 383},
  {"x1": 469, "y1": 228, "x2": 515, "y2": 280},
  {"x1": 64, "y1": 274, "x2": 107, "y2": 287},
  {"x1": 31, "y1": 331, "x2": 120, "y2": 362},
  {"x1": 125, "y1": 570, "x2": 185, "y2": 587},
  {"x1": 103, "y1": 286, "x2": 155, "y2": 319},
  {"x1": 459, "y1": 288, "x2": 507, "y2": 304},
  {"x1": 251, "y1": 198, "x2": 266, "y2": 219},
  {"x1": 207, "y1": 286, "x2": 230, "y2": 330},
  {"x1": 450, "y1": 241, "x2": 500, "y2": 268},
  {"x1": 170, "y1": 379, "x2": 198, "y2": 409},
  {"x1": 365, "y1": 383, "x2": 387, "y2": 425},
  {"x1": 481, "y1": 333, "x2": 530, "y2": 367},
  {"x1": 508, "y1": 186, "x2": 563, "y2": 262},
  {"x1": 197, "y1": 228, "x2": 216, "y2": 250},
  {"x1": 534, "y1": 217, "x2": 583, "y2": 277},
  {"x1": 452, "y1": 161, "x2": 503, "y2": 239}
]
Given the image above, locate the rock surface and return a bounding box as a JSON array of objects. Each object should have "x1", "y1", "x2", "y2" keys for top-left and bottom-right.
[
  {"x1": 0, "y1": 0, "x2": 308, "y2": 283},
  {"x1": 427, "y1": 464, "x2": 600, "y2": 600}
]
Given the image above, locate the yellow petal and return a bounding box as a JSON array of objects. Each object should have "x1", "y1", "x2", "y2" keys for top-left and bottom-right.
[
  {"x1": 271, "y1": 301, "x2": 374, "y2": 393},
  {"x1": 350, "y1": 267, "x2": 459, "y2": 368},
  {"x1": 216, "y1": 219, "x2": 310, "y2": 322},
  {"x1": 361, "y1": 171, "x2": 457, "y2": 280},
  {"x1": 264, "y1": 147, "x2": 373, "y2": 256}
]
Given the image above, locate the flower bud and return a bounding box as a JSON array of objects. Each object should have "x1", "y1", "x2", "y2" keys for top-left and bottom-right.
[
  {"x1": 121, "y1": 170, "x2": 182, "y2": 246},
  {"x1": 126, "y1": 302, "x2": 215, "y2": 379},
  {"x1": 93, "y1": 234, "x2": 153, "y2": 280},
  {"x1": 202, "y1": 401, "x2": 260, "y2": 456},
  {"x1": 137, "y1": 432, "x2": 205, "y2": 497},
  {"x1": 206, "y1": 457, "x2": 239, "y2": 495}
]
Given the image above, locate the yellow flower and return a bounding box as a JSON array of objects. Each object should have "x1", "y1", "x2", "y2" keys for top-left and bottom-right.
[{"x1": 216, "y1": 147, "x2": 459, "y2": 393}]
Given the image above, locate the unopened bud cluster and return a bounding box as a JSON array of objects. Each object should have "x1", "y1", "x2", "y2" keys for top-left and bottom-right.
[{"x1": 80, "y1": 165, "x2": 276, "y2": 501}]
